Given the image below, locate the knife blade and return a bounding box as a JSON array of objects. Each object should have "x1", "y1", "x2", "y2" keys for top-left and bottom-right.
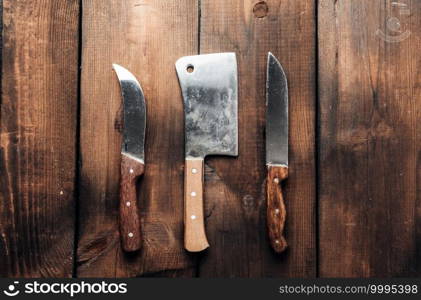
[
  {"x1": 266, "y1": 52, "x2": 289, "y2": 253},
  {"x1": 175, "y1": 53, "x2": 238, "y2": 252},
  {"x1": 113, "y1": 64, "x2": 146, "y2": 252}
]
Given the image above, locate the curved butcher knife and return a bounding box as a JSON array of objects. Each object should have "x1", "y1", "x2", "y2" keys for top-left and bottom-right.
[
  {"x1": 113, "y1": 64, "x2": 146, "y2": 252},
  {"x1": 175, "y1": 53, "x2": 238, "y2": 252},
  {"x1": 266, "y1": 53, "x2": 289, "y2": 253}
]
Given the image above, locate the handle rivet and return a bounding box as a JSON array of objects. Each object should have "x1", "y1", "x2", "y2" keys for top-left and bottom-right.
[
  {"x1": 191, "y1": 168, "x2": 198, "y2": 174},
  {"x1": 191, "y1": 215, "x2": 196, "y2": 220},
  {"x1": 274, "y1": 178, "x2": 279, "y2": 183},
  {"x1": 190, "y1": 191, "x2": 197, "y2": 197},
  {"x1": 129, "y1": 168, "x2": 134, "y2": 174},
  {"x1": 128, "y1": 232, "x2": 134, "y2": 238},
  {"x1": 126, "y1": 201, "x2": 131, "y2": 207}
]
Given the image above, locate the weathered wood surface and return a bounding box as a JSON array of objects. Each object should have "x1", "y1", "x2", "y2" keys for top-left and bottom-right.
[
  {"x1": 77, "y1": 0, "x2": 197, "y2": 277},
  {"x1": 77, "y1": 0, "x2": 316, "y2": 277},
  {"x1": 0, "y1": 0, "x2": 419, "y2": 278},
  {"x1": 0, "y1": 0, "x2": 79, "y2": 277},
  {"x1": 318, "y1": 0, "x2": 421, "y2": 277},
  {"x1": 198, "y1": 0, "x2": 316, "y2": 277}
]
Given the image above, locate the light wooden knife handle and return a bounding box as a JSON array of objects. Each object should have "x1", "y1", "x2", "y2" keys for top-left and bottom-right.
[
  {"x1": 119, "y1": 153, "x2": 143, "y2": 252},
  {"x1": 266, "y1": 165, "x2": 288, "y2": 253},
  {"x1": 184, "y1": 158, "x2": 209, "y2": 252}
]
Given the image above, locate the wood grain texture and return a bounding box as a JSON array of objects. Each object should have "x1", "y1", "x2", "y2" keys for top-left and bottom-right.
[
  {"x1": 318, "y1": 0, "x2": 421, "y2": 277},
  {"x1": 119, "y1": 153, "x2": 144, "y2": 252},
  {"x1": 266, "y1": 165, "x2": 288, "y2": 253},
  {"x1": 77, "y1": 0, "x2": 197, "y2": 277},
  {"x1": 2, "y1": 0, "x2": 418, "y2": 278},
  {"x1": 0, "y1": 0, "x2": 79, "y2": 277},
  {"x1": 199, "y1": 0, "x2": 316, "y2": 277},
  {"x1": 184, "y1": 158, "x2": 209, "y2": 252}
]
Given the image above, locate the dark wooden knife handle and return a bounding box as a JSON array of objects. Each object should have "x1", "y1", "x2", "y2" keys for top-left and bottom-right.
[
  {"x1": 266, "y1": 165, "x2": 288, "y2": 253},
  {"x1": 120, "y1": 153, "x2": 144, "y2": 252},
  {"x1": 184, "y1": 158, "x2": 209, "y2": 252}
]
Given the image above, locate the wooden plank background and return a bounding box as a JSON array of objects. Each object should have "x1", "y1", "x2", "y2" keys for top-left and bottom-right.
[
  {"x1": 0, "y1": 0, "x2": 419, "y2": 277},
  {"x1": 0, "y1": 0, "x2": 79, "y2": 277},
  {"x1": 318, "y1": 0, "x2": 420, "y2": 277}
]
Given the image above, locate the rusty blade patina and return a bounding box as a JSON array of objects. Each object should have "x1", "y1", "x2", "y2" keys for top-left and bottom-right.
[{"x1": 176, "y1": 53, "x2": 238, "y2": 159}]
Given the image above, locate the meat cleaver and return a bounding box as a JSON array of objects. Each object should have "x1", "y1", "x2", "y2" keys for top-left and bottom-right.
[
  {"x1": 175, "y1": 53, "x2": 238, "y2": 252},
  {"x1": 266, "y1": 53, "x2": 289, "y2": 253},
  {"x1": 113, "y1": 64, "x2": 146, "y2": 252}
]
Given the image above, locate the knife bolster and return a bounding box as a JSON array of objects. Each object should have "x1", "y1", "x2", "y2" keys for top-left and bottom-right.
[
  {"x1": 184, "y1": 158, "x2": 210, "y2": 252},
  {"x1": 119, "y1": 153, "x2": 144, "y2": 252},
  {"x1": 266, "y1": 165, "x2": 288, "y2": 253}
]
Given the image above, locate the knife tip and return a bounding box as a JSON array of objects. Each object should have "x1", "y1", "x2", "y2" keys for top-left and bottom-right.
[{"x1": 267, "y1": 52, "x2": 279, "y2": 64}]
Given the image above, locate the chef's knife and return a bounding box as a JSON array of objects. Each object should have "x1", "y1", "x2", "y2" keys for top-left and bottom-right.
[
  {"x1": 175, "y1": 53, "x2": 238, "y2": 252},
  {"x1": 266, "y1": 53, "x2": 288, "y2": 253},
  {"x1": 113, "y1": 64, "x2": 146, "y2": 252}
]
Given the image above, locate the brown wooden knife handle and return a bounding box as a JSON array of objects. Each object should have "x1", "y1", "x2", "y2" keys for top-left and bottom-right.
[
  {"x1": 184, "y1": 158, "x2": 209, "y2": 252},
  {"x1": 119, "y1": 153, "x2": 144, "y2": 252},
  {"x1": 266, "y1": 165, "x2": 288, "y2": 253}
]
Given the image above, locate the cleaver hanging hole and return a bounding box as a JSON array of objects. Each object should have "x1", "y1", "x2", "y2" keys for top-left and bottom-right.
[{"x1": 186, "y1": 65, "x2": 194, "y2": 73}]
